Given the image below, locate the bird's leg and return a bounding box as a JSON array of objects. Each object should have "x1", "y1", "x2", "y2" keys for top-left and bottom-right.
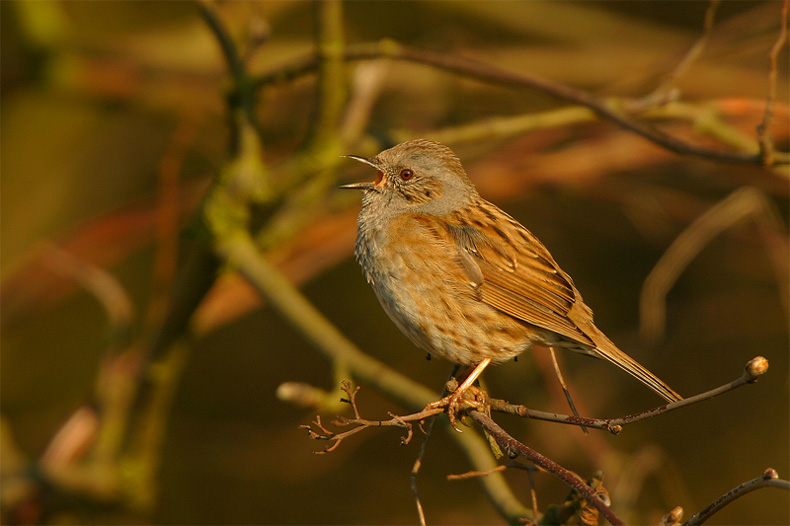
[
  {"x1": 427, "y1": 357, "x2": 491, "y2": 431},
  {"x1": 549, "y1": 347, "x2": 588, "y2": 434}
]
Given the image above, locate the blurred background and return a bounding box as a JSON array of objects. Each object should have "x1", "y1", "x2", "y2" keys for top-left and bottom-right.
[{"x1": 1, "y1": 1, "x2": 788, "y2": 524}]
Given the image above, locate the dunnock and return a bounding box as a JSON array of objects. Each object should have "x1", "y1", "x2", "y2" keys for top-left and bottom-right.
[{"x1": 341, "y1": 139, "x2": 682, "y2": 419}]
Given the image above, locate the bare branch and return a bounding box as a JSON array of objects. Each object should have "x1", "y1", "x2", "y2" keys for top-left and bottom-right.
[
  {"x1": 196, "y1": 0, "x2": 257, "y2": 143},
  {"x1": 489, "y1": 356, "x2": 769, "y2": 433},
  {"x1": 447, "y1": 464, "x2": 508, "y2": 481},
  {"x1": 631, "y1": 0, "x2": 720, "y2": 111},
  {"x1": 39, "y1": 243, "x2": 135, "y2": 351},
  {"x1": 306, "y1": 0, "x2": 346, "y2": 153},
  {"x1": 468, "y1": 411, "x2": 623, "y2": 526},
  {"x1": 683, "y1": 468, "x2": 790, "y2": 525},
  {"x1": 253, "y1": 40, "x2": 788, "y2": 166}
]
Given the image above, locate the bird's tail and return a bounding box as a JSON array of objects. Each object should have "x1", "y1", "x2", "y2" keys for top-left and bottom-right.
[{"x1": 591, "y1": 330, "x2": 683, "y2": 403}]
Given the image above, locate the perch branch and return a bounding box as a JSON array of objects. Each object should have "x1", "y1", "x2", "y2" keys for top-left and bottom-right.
[{"x1": 488, "y1": 356, "x2": 769, "y2": 434}]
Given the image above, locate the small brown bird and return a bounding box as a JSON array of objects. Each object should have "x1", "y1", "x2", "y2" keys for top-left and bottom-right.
[{"x1": 341, "y1": 139, "x2": 682, "y2": 413}]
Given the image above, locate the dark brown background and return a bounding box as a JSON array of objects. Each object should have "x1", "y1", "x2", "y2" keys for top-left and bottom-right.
[{"x1": 2, "y1": 1, "x2": 788, "y2": 524}]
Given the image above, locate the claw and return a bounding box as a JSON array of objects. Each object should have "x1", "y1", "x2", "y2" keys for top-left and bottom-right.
[
  {"x1": 425, "y1": 383, "x2": 485, "y2": 432},
  {"x1": 426, "y1": 358, "x2": 492, "y2": 431}
]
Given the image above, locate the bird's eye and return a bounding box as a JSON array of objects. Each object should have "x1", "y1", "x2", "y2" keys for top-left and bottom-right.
[{"x1": 399, "y1": 169, "x2": 414, "y2": 180}]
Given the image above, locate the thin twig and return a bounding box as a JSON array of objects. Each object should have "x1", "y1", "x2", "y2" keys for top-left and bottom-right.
[
  {"x1": 447, "y1": 458, "x2": 541, "y2": 522},
  {"x1": 410, "y1": 365, "x2": 459, "y2": 526},
  {"x1": 253, "y1": 40, "x2": 788, "y2": 165},
  {"x1": 631, "y1": 0, "x2": 720, "y2": 111},
  {"x1": 525, "y1": 463, "x2": 540, "y2": 523},
  {"x1": 411, "y1": 413, "x2": 436, "y2": 526},
  {"x1": 683, "y1": 468, "x2": 790, "y2": 525},
  {"x1": 446, "y1": 464, "x2": 508, "y2": 481},
  {"x1": 489, "y1": 356, "x2": 769, "y2": 434},
  {"x1": 757, "y1": 0, "x2": 789, "y2": 165}
]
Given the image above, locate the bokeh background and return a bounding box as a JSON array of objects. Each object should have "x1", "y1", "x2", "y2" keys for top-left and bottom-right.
[{"x1": 2, "y1": 1, "x2": 788, "y2": 524}]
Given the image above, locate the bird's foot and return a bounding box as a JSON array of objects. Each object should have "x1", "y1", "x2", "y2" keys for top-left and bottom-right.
[{"x1": 425, "y1": 382, "x2": 486, "y2": 432}]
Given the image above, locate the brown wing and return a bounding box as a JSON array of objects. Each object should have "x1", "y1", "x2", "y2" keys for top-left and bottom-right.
[
  {"x1": 446, "y1": 203, "x2": 683, "y2": 403},
  {"x1": 446, "y1": 202, "x2": 595, "y2": 349}
]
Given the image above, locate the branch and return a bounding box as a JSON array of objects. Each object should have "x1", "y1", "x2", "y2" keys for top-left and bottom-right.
[
  {"x1": 631, "y1": 0, "x2": 720, "y2": 110},
  {"x1": 683, "y1": 468, "x2": 790, "y2": 525},
  {"x1": 300, "y1": 382, "x2": 440, "y2": 453},
  {"x1": 197, "y1": 0, "x2": 256, "y2": 137},
  {"x1": 468, "y1": 410, "x2": 623, "y2": 526},
  {"x1": 757, "y1": 0, "x2": 789, "y2": 165},
  {"x1": 253, "y1": 40, "x2": 788, "y2": 166},
  {"x1": 488, "y1": 356, "x2": 769, "y2": 434},
  {"x1": 306, "y1": 0, "x2": 346, "y2": 153}
]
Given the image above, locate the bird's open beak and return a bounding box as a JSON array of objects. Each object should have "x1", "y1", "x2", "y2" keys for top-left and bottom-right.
[{"x1": 339, "y1": 155, "x2": 383, "y2": 191}]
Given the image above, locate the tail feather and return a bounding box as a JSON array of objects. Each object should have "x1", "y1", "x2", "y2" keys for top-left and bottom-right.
[{"x1": 591, "y1": 331, "x2": 682, "y2": 403}]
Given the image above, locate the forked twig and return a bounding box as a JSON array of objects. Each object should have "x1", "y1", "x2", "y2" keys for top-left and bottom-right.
[{"x1": 300, "y1": 382, "x2": 443, "y2": 453}]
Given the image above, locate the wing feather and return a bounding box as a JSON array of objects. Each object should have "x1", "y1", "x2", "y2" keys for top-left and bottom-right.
[{"x1": 445, "y1": 203, "x2": 594, "y2": 348}]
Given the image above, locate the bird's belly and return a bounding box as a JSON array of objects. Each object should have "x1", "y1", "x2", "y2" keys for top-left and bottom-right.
[{"x1": 362, "y1": 236, "x2": 530, "y2": 365}]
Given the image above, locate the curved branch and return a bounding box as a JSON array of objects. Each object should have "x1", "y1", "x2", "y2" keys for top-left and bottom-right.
[
  {"x1": 683, "y1": 468, "x2": 790, "y2": 525},
  {"x1": 197, "y1": 0, "x2": 257, "y2": 148}
]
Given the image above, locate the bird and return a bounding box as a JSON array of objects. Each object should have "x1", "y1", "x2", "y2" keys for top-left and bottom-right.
[{"x1": 340, "y1": 139, "x2": 682, "y2": 423}]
